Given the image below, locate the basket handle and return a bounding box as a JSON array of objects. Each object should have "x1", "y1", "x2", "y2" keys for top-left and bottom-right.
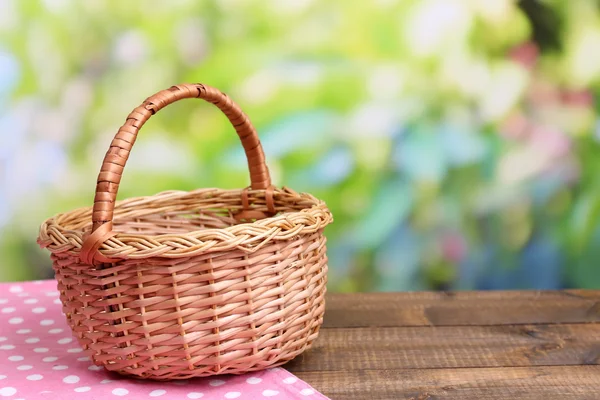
[{"x1": 80, "y1": 83, "x2": 271, "y2": 263}]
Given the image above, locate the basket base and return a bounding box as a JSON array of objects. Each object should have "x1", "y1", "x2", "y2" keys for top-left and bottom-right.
[{"x1": 96, "y1": 324, "x2": 322, "y2": 380}]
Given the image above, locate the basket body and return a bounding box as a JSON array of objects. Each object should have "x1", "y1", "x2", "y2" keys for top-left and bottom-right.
[
  {"x1": 38, "y1": 83, "x2": 333, "y2": 379},
  {"x1": 42, "y1": 188, "x2": 330, "y2": 379}
]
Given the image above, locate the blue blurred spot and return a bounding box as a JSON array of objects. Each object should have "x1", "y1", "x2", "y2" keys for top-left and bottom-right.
[
  {"x1": 530, "y1": 176, "x2": 562, "y2": 205},
  {"x1": 475, "y1": 236, "x2": 561, "y2": 290},
  {"x1": 327, "y1": 237, "x2": 358, "y2": 278},
  {"x1": 352, "y1": 178, "x2": 413, "y2": 250},
  {"x1": 375, "y1": 225, "x2": 421, "y2": 291},
  {"x1": 393, "y1": 124, "x2": 447, "y2": 181},
  {"x1": 0, "y1": 114, "x2": 25, "y2": 158},
  {"x1": 261, "y1": 111, "x2": 338, "y2": 158},
  {"x1": 520, "y1": 236, "x2": 562, "y2": 290},
  {"x1": 33, "y1": 140, "x2": 67, "y2": 184},
  {"x1": 456, "y1": 249, "x2": 486, "y2": 290},
  {"x1": 0, "y1": 50, "x2": 20, "y2": 104},
  {"x1": 288, "y1": 146, "x2": 354, "y2": 188},
  {"x1": 223, "y1": 110, "x2": 338, "y2": 168},
  {"x1": 0, "y1": 186, "x2": 7, "y2": 228},
  {"x1": 594, "y1": 118, "x2": 600, "y2": 142},
  {"x1": 440, "y1": 124, "x2": 486, "y2": 166},
  {"x1": 474, "y1": 244, "x2": 514, "y2": 290}
]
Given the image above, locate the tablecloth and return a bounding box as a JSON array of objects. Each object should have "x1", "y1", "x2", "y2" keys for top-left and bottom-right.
[{"x1": 0, "y1": 280, "x2": 328, "y2": 399}]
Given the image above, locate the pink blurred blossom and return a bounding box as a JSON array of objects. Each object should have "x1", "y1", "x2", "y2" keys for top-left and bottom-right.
[
  {"x1": 528, "y1": 125, "x2": 571, "y2": 159},
  {"x1": 509, "y1": 42, "x2": 539, "y2": 70},
  {"x1": 441, "y1": 233, "x2": 467, "y2": 263},
  {"x1": 560, "y1": 89, "x2": 594, "y2": 108}
]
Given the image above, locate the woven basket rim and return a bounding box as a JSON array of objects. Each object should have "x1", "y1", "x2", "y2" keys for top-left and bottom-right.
[{"x1": 38, "y1": 186, "x2": 333, "y2": 260}]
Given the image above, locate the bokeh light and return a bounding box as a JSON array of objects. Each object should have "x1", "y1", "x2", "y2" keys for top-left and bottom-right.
[{"x1": 1, "y1": 0, "x2": 600, "y2": 291}]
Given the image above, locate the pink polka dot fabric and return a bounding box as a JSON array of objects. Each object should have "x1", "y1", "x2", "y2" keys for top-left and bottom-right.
[{"x1": 0, "y1": 280, "x2": 329, "y2": 399}]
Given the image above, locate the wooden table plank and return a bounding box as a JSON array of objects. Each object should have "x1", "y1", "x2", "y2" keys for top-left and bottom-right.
[
  {"x1": 324, "y1": 291, "x2": 600, "y2": 328},
  {"x1": 287, "y1": 323, "x2": 600, "y2": 371},
  {"x1": 286, "y1": 291, "x2": 600, "y2": 399},
  {"x1": 294, "y1": 366, "x2": 600, "y2": 400}
]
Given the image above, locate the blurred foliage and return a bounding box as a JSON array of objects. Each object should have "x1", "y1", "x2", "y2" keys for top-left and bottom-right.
[{"x1": 1, "y1": 0, "x2": 600, "y2": 291}]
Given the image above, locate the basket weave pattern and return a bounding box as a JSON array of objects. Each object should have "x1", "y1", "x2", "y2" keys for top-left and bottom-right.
[{"x1": 37, "y1": 83, "x2": 333, "y2": 380}]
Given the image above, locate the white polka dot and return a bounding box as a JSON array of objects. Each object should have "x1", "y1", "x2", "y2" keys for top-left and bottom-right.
[
  {"x1": 74, "y1": 387, "x2": 91, "y2": 393},
  {"x1": 48, "y1": 328, "x2": 63, "y2": 334},
  {"x1": 32, "y1": 307, "x2": 46, "y2": 314},
  {"x1": 16, "y1": 329, "x2": 31, "y2": 334},
  {"x1": 58, "y1": 338, "x2": 73, "y2": 345},
  {"x1": 0, "y1": 387, "x2": 17, "y2": 396},
  {"x1": 88, "y1": 365, "x2": 103, "y2": 371},
  {"x1": 100, "y1": 379, "x2": 113, "y2": 384},
  {"x1": 8, "y1": 318, "x2": 23, "y2": 325},
  {"x1": 33, "y1": 348, "x2": 49, "y2": 353},
  {"x1": 26, "y1": 374, "x2": 43, "y2": 381},
  {"x1": 24, "y1": 299, "x2": 38, "y2": 304},
  {"x1": 63, "y1": 375, "x2": 80, "y2": 384},
  {"x1": 112, "y1": 388, "x2": 128, "y2": 396},
  {"x1": 300, "y1": 388, "x2": 315, "y2": 396},
  {"x1": 8, "y1": 356, "x2": 24, "y2": 361},
  {"x1": 0, "y1": 376, "x2": 5, "y2": 381},
  {"x1": 45, "y1": 291, "x2": 59, "y2": 297},
  {"x1": 247, "y1": 377, "x2": 262, "y2": 384},
  {"x1": 1, "y1": 307, "x2": 15, "y2": 314},
  {"x1": 209, "y1": 380, "x2": 225, "y2": 387},
  {"x1": 40, "y1": 319, "x2": 54, "y2": 326},
  {"x1": 16, "y1": 293, "x2": 29, "y2": 298},
  {"x1": 283, "y1": 376, "x2": 298, "y2": 384},
  {"x1": 17, "y1": 365, "x2": 32, "y2": 371},
  {"x1": 67, "y1": 348, "x2": 83, "y2": 353},
  {"x1": 25, "y1": 338, "x2": 40, "y2": 344},
  {"x1": 187, "y1": 393, "x2": 204, "y2": 399},
  {"x1": 224, "y1": 392, "x2": 241, "y2": 399},
  {"x1": 10, "y1": 285, "x2": 23, "y2": 293},
  {"x1": 42, "y1": 357, "x2": 58, "y2": 362},
  {"x1": 0, "y1": 345, "x2": 15, "y2": 350},
  {"x1": 52, "y1": 365, "x2": 68, "y2": 371},
  {"x1": 77, "y1": 357, "x2": 90, "y2": 362},
  {"x1": 0, "y1": 338, "x2": 5, "y2": 343},
  {"x1": 262, "y1": 390, "x2": 279, "y2": 397},
  {"x1": 0, "y1": 299, "x2": 7, "y2": 304},
  {"x1": 53, "y1": 298, "x2": 61, "y2": 305},
  {"x1": 149, "y1": 390, "x2": 167, "y2": 397}
]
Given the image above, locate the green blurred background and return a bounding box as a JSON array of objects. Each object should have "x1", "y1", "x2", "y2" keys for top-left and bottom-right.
[{"x1": 1, "y1": 0, "x2": 600, "y2": 291}]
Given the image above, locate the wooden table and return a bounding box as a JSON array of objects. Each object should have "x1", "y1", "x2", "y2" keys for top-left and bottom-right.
[{"x1": 286, "y1": 291, "x2": 600, "y2": 399}]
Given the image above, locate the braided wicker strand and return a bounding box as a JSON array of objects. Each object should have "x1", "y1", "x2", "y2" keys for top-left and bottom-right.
[{"x1": 37, "y1": 83, "x2": 332, "y2": 379}]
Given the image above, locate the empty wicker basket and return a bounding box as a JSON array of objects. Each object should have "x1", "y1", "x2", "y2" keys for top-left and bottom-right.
[{"x1": 37, "y1": 83, "x2": 333, "y2": 380}]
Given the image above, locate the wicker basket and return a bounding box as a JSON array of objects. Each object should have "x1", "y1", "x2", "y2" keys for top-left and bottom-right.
[{"x1": 37, "y1": 83, "x2": 333, "y2": 380}]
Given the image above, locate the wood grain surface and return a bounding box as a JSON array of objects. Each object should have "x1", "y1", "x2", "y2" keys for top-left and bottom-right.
[{"x1": 285, "y1": 291, "x2": 600, "y2": 399}]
